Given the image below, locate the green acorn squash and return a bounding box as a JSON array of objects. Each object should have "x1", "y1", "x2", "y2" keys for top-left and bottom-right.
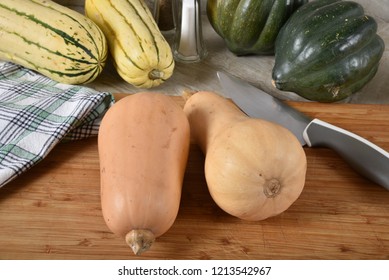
[
  {"x1": 206, "y1": 0, "x2": 308, "y2": 55},
  {"x1": 272, "y1": 0, "x2": 385, "y2": 102}
]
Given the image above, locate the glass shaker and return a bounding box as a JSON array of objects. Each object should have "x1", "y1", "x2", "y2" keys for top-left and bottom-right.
[
  {"x1": 172, "y1": 0, "x2": 207, "y2": 63},
  {"x1": 145, "y1": 0, "x2": 175, "y2": 32},
  {"x1": 144, "y1": 0, "x2": 160, "y2": 23}
]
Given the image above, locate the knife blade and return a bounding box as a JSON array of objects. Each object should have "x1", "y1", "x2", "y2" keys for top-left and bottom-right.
[{"x1": 217, "y1": 71, "x2": 389, "y2": 190}]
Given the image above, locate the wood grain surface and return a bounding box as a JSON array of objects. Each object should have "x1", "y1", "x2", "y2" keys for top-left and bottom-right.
[{"x1": 0, "y1": 94, "x2": 388, "y2": 260}]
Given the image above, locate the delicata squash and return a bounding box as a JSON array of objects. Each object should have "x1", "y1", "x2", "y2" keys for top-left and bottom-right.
[
  {"x1": 85, "y1": 0, "x2": 175, "y2": 88},
  {"x1": 98, "y1": 93, "x2": 190, "y2": 255},
  {"x1": 183, "y1": 91, "x2": 307, "y2": 221},
  {"x1": 0, "y1": 0, "x2": 107, "y2": 84}
]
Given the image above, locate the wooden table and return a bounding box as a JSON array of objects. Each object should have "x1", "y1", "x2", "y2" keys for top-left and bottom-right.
[{"x1": 1, "y1": 96, "x2": 389, "y2": 260}]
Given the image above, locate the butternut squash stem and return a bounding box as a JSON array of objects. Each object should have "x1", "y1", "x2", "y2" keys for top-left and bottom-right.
[
  {"x1": 182, "y1": 89, "x2": 197, "y2": 102},
  {"x1": 125, "y1": 229, "x2": 155, "y2": 255},
  {"x1": 264, "y1": 178, "x2": 282, "y2": 198}
]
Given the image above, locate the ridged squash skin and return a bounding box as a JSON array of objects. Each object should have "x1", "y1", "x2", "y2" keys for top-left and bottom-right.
[
  {"x1": 98, "y1": 93, "x2": 190, "y2": 255},
  {"x1": 85, "y1": 0, "x2": 175, "y2": 88},
  {"x1": 272, "y1": 0, "x2": 385, "y2": 102},
  {"x1": 206, "y1": 0, "x2": 307, "y2": 55},
  {"x1": 0, "y1": 0, "x2": 107, "y2": 84}
]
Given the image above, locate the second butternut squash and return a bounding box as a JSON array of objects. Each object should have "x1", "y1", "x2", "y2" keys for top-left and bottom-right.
[{"x1": 183, "y1": 91, "x2": 307, "y2": 221}]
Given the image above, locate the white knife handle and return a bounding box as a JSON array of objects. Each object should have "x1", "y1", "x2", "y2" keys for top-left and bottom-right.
[{"x1": 303, "y1": 118, "x2": 389, "y2": 190}]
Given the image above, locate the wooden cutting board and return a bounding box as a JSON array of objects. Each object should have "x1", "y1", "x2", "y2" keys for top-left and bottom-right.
[{"x1": 0, "y1": 94, "x2": 388, "y2": 260}]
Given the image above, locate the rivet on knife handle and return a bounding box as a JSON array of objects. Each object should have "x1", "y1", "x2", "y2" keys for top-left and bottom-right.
[{"x1": 303, "y1": 119, "x2": 389, "y2": 190}]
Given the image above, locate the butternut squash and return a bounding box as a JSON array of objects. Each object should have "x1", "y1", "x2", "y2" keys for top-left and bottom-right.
[
  {"x1": 183, "y1": 91, "x2": 307, "y2": 221},
  {"x1": 98, "y1": 92, "x2": 190, "y2": 255}
]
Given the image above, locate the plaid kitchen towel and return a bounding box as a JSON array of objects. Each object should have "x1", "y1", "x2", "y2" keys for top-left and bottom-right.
[{"x1": 0, "y1": 61, "x2": 114, "y2": 188}]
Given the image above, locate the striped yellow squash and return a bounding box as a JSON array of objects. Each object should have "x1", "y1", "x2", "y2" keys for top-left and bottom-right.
[
  {"x1": 0, "y1": 0, "x2": 107, "y2": 84},
  {"x1": 85, "y1": 0, "x2": 175, "y2": 88}
]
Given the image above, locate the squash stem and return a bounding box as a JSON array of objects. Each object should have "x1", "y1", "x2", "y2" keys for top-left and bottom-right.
[
  {"x1": 264, "y1": 178, "x2": 282, "y2": 198},
  {"x1": 149, "y1": 69, "x2": 164, "y2": 80},
  {"x1": 125, "y1": 229, "x2": 155, "y2": 255}
]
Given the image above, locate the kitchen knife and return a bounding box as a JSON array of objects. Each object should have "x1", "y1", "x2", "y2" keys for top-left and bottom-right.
[{"x1": 217, "y1": 71, "x2": 389, "y2": 190}]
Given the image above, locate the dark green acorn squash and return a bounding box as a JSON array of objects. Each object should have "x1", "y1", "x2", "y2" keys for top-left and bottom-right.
[
  {"x1": 272, "y1": 0, "x2": 385, "y2": 102},
  {"x1": 206, "y1": 0, "x2": 308, "y2": 55}
]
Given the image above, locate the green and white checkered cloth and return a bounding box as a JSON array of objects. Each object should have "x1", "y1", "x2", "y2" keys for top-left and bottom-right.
[{"x1": 0, "y1": 61, "x2": 114, "y2": 188}]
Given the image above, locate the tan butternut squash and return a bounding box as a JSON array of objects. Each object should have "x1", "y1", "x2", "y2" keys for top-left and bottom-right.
[
  {"x1": 183, "y1": 91, "x2": 307, "y2": 221},
  {"x1": 98, "y1": 92, "x2": 190, "y2": 255}
]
